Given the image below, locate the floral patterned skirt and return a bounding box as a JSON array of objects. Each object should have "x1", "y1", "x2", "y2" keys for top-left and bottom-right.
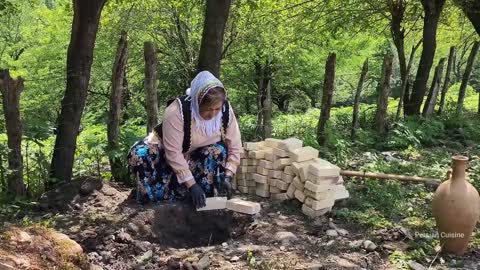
[{"x1": 128, "y1": 140, "x2": 228, "y2": 203}]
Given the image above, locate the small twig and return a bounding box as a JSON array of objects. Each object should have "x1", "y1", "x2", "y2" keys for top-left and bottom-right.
[
  {"x1": 207, "y1": 233, "x2": 212, "y2": 247},
  {"x1": 428, "y1": 243, "x2": 443, "y2": 269}
]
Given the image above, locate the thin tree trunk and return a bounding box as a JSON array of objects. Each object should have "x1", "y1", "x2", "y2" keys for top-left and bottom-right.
[
  {"x1": 0, "y1": 150, "x2": 4, "y2": 193},
  {"x1": 351, "y1": 59, "x2": 368, "y2": 139},
  {"x1": 317, "y1": 53, "x2": 336, "y2": 146},
  {"x1": 389, "y1": 0, "x2": 407, "y2": 91},
  {"x1": 108, "y1": 31, "x2": 128, "y2": 182},
  {"x1": 422, "y1": 58, "x2": 446, "y2": 117},
  {"x1": 197, "y1": 0, "x2": 232, "y2": 77},
  {"x1": 50, "y1": 0, "x2": 106, "y2": 185},
  {"x1": 0, "y1": 69, "x2": 26, "y2": 197},
  {"x1": 374, "y1": 54, "x2": 393, "y2": 134},
  {"x1": 254, "y1": 61, "x2": 264, "y2": 141},
  {"x1": 144, "y1": 41, "x2": 158, "y2": 134},
  {"x1": 263, "y1": 80, "x2": 272, "y2": 138},
  {"x1": 456, "y1": 41, "x2": 479, "y2": 113},
  {"x1": 397, "y1": 39, "x2": 422, "y2": 120},
  {"x1": 438, "y1": 46, "x2": 456, "y2": 115},
  {"x1": 405, "y1": 0, "x2": 446, "y2": 116},
  {"x1": 453, "y1": 0, "x2": 480, "y2": 35}
]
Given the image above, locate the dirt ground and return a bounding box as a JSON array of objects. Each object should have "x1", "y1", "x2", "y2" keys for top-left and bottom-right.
[{"x1": 3, "y1": 177, "x2": 479, "y2": 270}]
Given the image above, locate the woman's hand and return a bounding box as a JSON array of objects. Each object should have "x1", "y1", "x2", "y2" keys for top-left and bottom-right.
[{"x1": 189, "y1": 184, "x2": 206, "y2": 209}]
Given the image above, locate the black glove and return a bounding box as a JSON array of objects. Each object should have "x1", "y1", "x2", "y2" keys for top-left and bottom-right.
[
  {"x1": 189, "y1": 183, "x2": 206, "y2": 209},
  {"x1": 222, "y1": 175, "x2": 235, "y2": 199}
]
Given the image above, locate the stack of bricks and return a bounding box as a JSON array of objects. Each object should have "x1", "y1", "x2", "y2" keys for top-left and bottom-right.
[{"x1": 234, "y1": 137, "x2": 349, "y2": 218}]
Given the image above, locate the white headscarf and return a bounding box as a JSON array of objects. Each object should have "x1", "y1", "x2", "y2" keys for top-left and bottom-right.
[{"x1": 187, "y1": 71, "x2": 226, "y2": 137}]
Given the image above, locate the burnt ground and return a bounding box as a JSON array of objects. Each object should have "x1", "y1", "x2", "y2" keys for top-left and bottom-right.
[{"x1": 6, "y1": 177, "x2": 480, "y2": 270}]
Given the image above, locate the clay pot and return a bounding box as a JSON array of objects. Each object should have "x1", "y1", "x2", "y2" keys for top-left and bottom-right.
[{"x1": 432, "y1": 156, "x2": 480, "y2": 255}]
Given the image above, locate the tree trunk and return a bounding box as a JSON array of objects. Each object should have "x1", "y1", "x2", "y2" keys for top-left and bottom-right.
[
  {"x1": 0, "y1": 69, "x2": 26, "y2": 197},
  {"x1": 397, "y1": 39, "x2": 422, "y2": 120},
  {"x1": 263, "y1": 80, "x2": 272, "y2": 138},
  {"x1": 422, "y1": 58, "x2": 446, "y2": 117},
  {"x1": 317, "y1": 53, "x2": 336, "y2": 146},
  {"x1": 197, "y1": 0, "x2": 232, "y2": 78},
  {"x1": 144, "y1": 41, "x2": 158, "y2": 134},
  {"x1": 374, "y1": 54, "x2": 393, "y2": 134},
  {"x1": 438, "y1": 46, "x2": 456, "y2": 115},
  {"x1": 456, "y1": 41, "x2": 479, "y2": 113},
  {"x1": 389, "y1": 0, "x2": 407, "y2": 88},
  {"x1": 351, "y1": 59, "x2": 368, "y2": 139},
  {"x1": 50, "y1": 0, "x2": 106, "y2": 185},
  {"x1": 404, "y1": 0, "x2": 446, "y2": 116},
  {"x1": 254, "y1": 60, "x2": 265, "y2": 141},
  {"x1": 453, "y1": 0, "x2": 480, "y2": 35},
  {"x1": 108, "y1": 31, "x2": 128, "y2": 182}
]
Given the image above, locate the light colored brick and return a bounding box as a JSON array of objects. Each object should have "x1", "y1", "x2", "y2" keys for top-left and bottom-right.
[
  {"x1": 337, "y1": 176, "x2": 344, "y2": 184},
  {"x1": 272, "y1": 193, "x2": 289, "y2": 201},
  {"x1": 235, "y1": 173, "x2": 246, "y2": 180},
  {"x1": 270, "y1": 186, "x2": 282, "y2": 194},
  {"x1": 197, "y1": 197, "x2": 227, "y2": 211},
  {"x1": 292, "y1": 177, "x2": 304, "y2": 191},
  {"x1": 275, "y1": 180, "x2": 289, "y2": 190},
  {"x1": 289, "y1": 146, "x2": 319, "y2": 162},
  {"x1": 247, "y1": 180, "x2": 256, "y2": 187},
  {"x1": 334, "y1": 185, "x2": 349, "y2": 200},
  {"x1": 264, "y1": 138, "x2": 283, "y2": 148},
  {"x1": 256, "y1": 189, "x2": 270, "y2": 198},
  {"x1": 264, "y1": 152, "x2": 276, "y2": 162},
  {"x1": 238, "y1": 186, "x2": 249, "y2": 194},
  {"x1": 247, "y1": 166, "x2": 257, "y2": 173},
  {"x1": 248, "y1": 159, "x2": 259, "y2": 166},
  {"x1": 304, "y1": 181, "x2": 332, "y2": 193},
  {"x1": 294, "y1": 189, "x2": 306, "y2": 202},
  {"x1": 308, "y1": 159, "x2": 340, "y2": 176},
  {"x1": 226, "y1": 199, "x2": 261, "y2": 215},
  {"x1": 273, "y1": 158, "x2": 292, "y2": 170},
  {"x1": 273, "y1": 148, "x2": 290, "y2": 157},
  {"x1": 278, "y1": 137, "x2": 303, "y2": 152},
  {"x1": 240, "y1": 159, "x2": 249, "y2": 166},
  {"x1": 307, "y1": 173, "x2": 339, "y2": 185},
  {"x1": 302, "y1": 204, "x2": 331, "y2": 218},
  {"x1": 259, "y1": 160, "x2": 273, "y2": 169},
  {"x1": 286, "y1": 184, "x2": 296, "y2": 198},
  {"x1": 304, "y1": 197, "x2": 335, "y2": 210},
  {"x1": 248, "y1": 187, "x2": 256, "y2": 194},
  {"x1": 283, "y1": 166, "x2": 295, "y2": 176},
  {"x1": 252, "y1": 173, "x2": 268, "y2": 184},
  {"x1": 282, "y1": 173, "x2": 294, "y2": 183},
  {"x1": 240, "y1": 151, "x2": 246, "y2": 158},
  {"x1": 304, "y1": 189, "x2": 336, "y2": 201},
  {"x1": 256, "y1": 167, "x2": 269, "y2": 176},
  {"x1": 237, "y1": 178, "x2": 248, "y2": 187},
  {"x1": 268, "y1": 178, "x2": 277, "y2": 186},
  {"x1": 268, "y1": 170, "x2": 283, "y2": 179},
  {"x1": 237, "y1": 166, "x2": 248, "y2": 174},
  {"x1": 256, "y1": 183, "x2": 269, "y2": 191},
  {"x1": 248, "y1": 150, "x2": 270, "y2": 159}
]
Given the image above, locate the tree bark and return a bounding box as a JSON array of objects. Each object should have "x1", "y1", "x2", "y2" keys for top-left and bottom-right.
[
  {"x1": 254, "y1": 60, "x2": 264, "y2": 141},
  {"x1": 397, "y1": 39, "x2": 422, "y2": 120},
  {"x1": 144, "y1": 41, "x2": 158, "y2": 134},
  {"x1": 438, "y1": 46, "x2": 456, "y2": 115},
  {"x1": 351, "y1": 59, "x2": 368, "y2": 139},
  {"x1": 263, "y1": 80, "x2": 272, "y2": 138},
  {"x1": 374, "y1": 54, "x2": 393, "y2": 134},
  {"x1": 107, "y1": 31, "x2": 128, "y2": 182},
  {"x1": 453, "y1": 0, "x2": 480, "y2": 35},
  {"x1": 389, "y1": 0, "x2": 407, "y2": 88},
  {"x1": 422, "y1": 58, "x2": 446, "y2": 117},
  {"x1": 456, "y1": 41, "x2": 479, "y2": 113},
  {"x1": 404, "y1": 0, "x2": 446, "y2": 116},
  {"x1": 317, "y1": 53, "x2": 336, "y2": 146},
  {"x1": 0, "y1": 69, "x2": 26, "y2": 197},
  {"x1": 50, "y1": 0, "x2": 106, "y2": 185},
  {"x1": 197, "y1": 0, "x2": 232, "y2": 78}
]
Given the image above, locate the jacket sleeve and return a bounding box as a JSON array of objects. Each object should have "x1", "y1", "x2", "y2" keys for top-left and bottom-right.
[
  {"x1": 224, "y1": 104, "x2": 242, "y2": 174},
  {"x1": 162, "y1": 100, "x2": 194, "y2": 184}
]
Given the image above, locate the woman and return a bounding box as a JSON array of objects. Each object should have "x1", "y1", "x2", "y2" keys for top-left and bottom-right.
[{"x1": 128, "y1": 71, "x2": 242, "y2": 208}]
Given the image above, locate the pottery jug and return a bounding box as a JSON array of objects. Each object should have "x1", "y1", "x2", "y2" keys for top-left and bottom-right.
[{"x1": 432, "y1": 156, "x2": 480, "y2": 255}]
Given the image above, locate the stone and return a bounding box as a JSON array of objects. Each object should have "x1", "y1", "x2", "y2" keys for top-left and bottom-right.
[
  {"x1": 273, "y1": 158, "x2": 292, "y2": 170},
  {"x1": 408, "y1": 261, "x2": 427, "y2": 270},
  {"x1": 282, "y1": 173, "x2": 294, "y2": 183},
  {"x1": 259, "y1": 160, "x2": 273, "y2": 169},
  {"x1": 272, "y1": 193, "x2": 289, "y2": 201},
  {"x1": 268, "y1": 170, "x2": 283, "y2": 179},
  {"x1": 252, "y1": 173, "x2": 268, "y2": 184},
  {"x1": 283, "y1": 166, "x2": 295, "y2": 175},
  {"x1": 197, "y1": 197, "x2": 227, "y2": 211},
  {"x1": 275, "y1": 180, "x2": 289, "y2": 190},
  {"x1": 247, "y1": 166, "x2": 257, "y2": 173},
  {"x1": 304, "y1": 197, "x2": 335, "y2": 210},
  {"x1": 292, "y1": 177, "x2": 304, "y2": 191},
  {"x1": 294, "y1": 190, "x2": 306, "y2": 202},
  {"x1": 247, "y1": 159, "x2": 259, "y2": 166},
  {"x1": 248, "y1": 150, "x2": 270, "y2": 159},
  {"x1": 363, "y1": 240, "x2": 377, "y2": 251},
  {"x1": 278, "y1": 138, "x2": 303, "y2": 151},
  {"x1": 286, "y1": 184, "x2": 296, "y2": 198},
  {"x1": 226, "y1": 199, "x2": 261, "y2": 215},
  {"x1": 237, "y1": 166, "x2": 248, "y2": 173},
  {"x1": 244, "y1": 142, "x2": 263, "y2": 151},
  {"x1": 256, "y1": 167, "x2": 269, "y2": 175},
  {"x1": 307, "y1": 174, "x2": 339, "y2": 185},
  {"x1": 289, "y1": 147, "x2": 319, "y2": 162},
  {"x1": 264, "y1": 152, "x2": 276, "y2": 161},
  {"x1": 274, "y1": 231, "x2": 298, "y2": 245},
  {"x1": 270, "y1": 186, "x2": 282, "y2": 194},
  {"x1": 230, "y1": 256, "x2": 240, "y2": 262},
  {"x1": 136, "y1": 250, "x2": 153, "y2": 263},
  {"x1": 334, "y1": 185, "x2": 350, "y2": 200},
  {"x1": 308, "y1": 159, "x2": 340, "y2": 177},
  {"x1": 256, "y1": 189, "x2": 270, "y2": 198},
  {"x1": 273, "y1": 148, "x2": 290, "y2": 158},
  {"x1": 348, "y1": 240, "x2": 364, "y2": 249},
  {"x1": 117, "y1": 231, "x2": 133, "y2": 243},
  {"x1": 267, "y1": 178, "x2": 277, "y2": 186},
  {"x1": 264, "y1": 138, "x2": 283, "y2": 148},
  {"x1": 326, "y1": 229, "x2": 338, "y2": 237},
  {"x1": 337, "y1": 229, "x2": 349, "y2": 236},
  {"x1": 237, "y1": 186, "x2": 249, "y2": 194},
  {"x1": 302, "y1": 204, "x2": 330, "y2": 218},
  {"x1": 193, "y1": 255, "x2": 210, "y2": 270},
  {"x1": 304, "y1": 181, "x2": 332, "y2": 193}
]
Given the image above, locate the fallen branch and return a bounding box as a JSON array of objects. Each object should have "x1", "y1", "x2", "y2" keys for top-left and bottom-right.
[{"x1": 340, "y1": 170, "x2": 440, "y2": 188}]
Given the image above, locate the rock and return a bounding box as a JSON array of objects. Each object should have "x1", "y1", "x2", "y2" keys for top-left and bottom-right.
[
  {"x1": 221, "y1": 242, "x2": 228, "y2": 248},
  {"x1": 136, "y1": 250, "x2": 153, "y2": 264},
  {"x1": 408, "y1": 261, "x2": 427, "y2": 270},
  {"x1": 134, "y1": 240, "x2": 151, "y2": 252},
  {"x1": 117, "y1": 231, "x2": 133, "y2": 243},
  {"x1": 274, "y1": 231, "x2": 298, "y2": 245},
  {"x1": 363, "y1": 240, "x2": 377, "y2": 251},
  {"x1": 307, "y1": 264, "x2": 323, "y2": 270},
  {"x1": 328, "y1": 220, "x2": 339, "y2": 230},
  {"x1": 183, "y1": 261, "x2": 194, "y2": 270},
  {"x1": 230, "y1": 256, "x2": 240, "y2": 262},
  {"x1": 0, "y1": 262, "x2": 17, "y2": 270},
  {"x1": 128, "y1": 223, "x2": 140, "y2": 235},
  {"x1": 336, "y1": 229, "x2": 349, "y2": 236},
  {"x1": 348, "y1": 240, "x2": 363, "y2": 249},
  {"x1": 79, "y1": 178, "x2": 103, "y2": 195},
  {"x1": 326, "y1": 229, "x2": 338, "y2": 237},
  {"x1": 280, "y1": 246, "x2": 286, "y2": 251},
  {"x1": 193, "y1": 255, "x2": 210, "y2": 270},
  {"x1": 88, "y1": 264, "x2": 103, "y2": 270}
]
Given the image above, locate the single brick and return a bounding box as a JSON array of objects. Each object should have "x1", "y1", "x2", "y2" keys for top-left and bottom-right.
[
  {"x1": 268, "y1": 170, "x2": 283, "y2": 179},
  {"x1": 282, "y1": 173, "x2": 294, "y2": 183},
  {"x1": 248, "y1": 150, "x2": 270, "y2": 159},
  {"x1": 302, "y1": 204, "x2": 331, "y2": 218},
  {"x1": 259, "y1": 160, "x2": 273, "y2": 169},
  {"x1": 256, "y1": 167, "x2": 269, "y2": 176},
  {"x1": 243, "y1": 142, "x2": 260, "y2": 151},
  {"x1": 248, "y1": 159, "x2": 259, "y2": 166},
  {"x1": 252, "y1": 173, "x2": 268, "y2": 184},
  {"x1": 275, "y1": 180, "x2": 289, "y2": 190},
  {"x1": 304, "y1": 189, "x2": 336, "y2": 201},
  {"x1": 237, "y1": 166, "x2": 248, "y2": 174},
  {"x1": 264, "y1": 152, "x2": 276, "y2": 162},
  {"x1": 197, "y1": 197, "x2": 227, "y2": 211},
  {"x1": 238, "y1": 186, "x2": 249, "y2": 194},
  {"x1": 307, "y1": 173, "x2": 339, "y2": 185},
  {"x1": 292, "y1": 177, "x2": 305, "y2": 191},
  {"x1": 283, "y1": 166, "x2": 295, "y2": 176},
  {"x1": 289, "y1": 147, "x2": 319, "y2": 162},
  {"x1": 304, "y1": 181, "x2": 332, "y2": 193},
  {"x1": 240, "y1": 151, "x2": 246, "y2": 158},
  {"x1": 304, "y1": 197, "x2": 335, "y2": 210},
  {"x1": 294, "y1": 189, "x2": 306, "y2": 202},
  {"x1": 235, "y1": 173, "x2": 246, "y2": 180},
  {"x1": 273, "y1": 148, "x2": 290, "y2": 158},
  {"x1": 273, "y1": 158, "x2": 292, "y2": 170},
  {"x1": 268, "y1": 177, "x2": 277, "y2": 186},
  {"x1": 256, "y1": 189, "x2": 270, "y2": 198},
  {"x1": 286, "y1": 184, "x2": 296, "y2": 198},
  {"x1": 278, "y1": 137, "x2": 303, "y2": 152},
  {"x1": 264, "y1": 138, "x2": 283, "y2": 148},
  {"x1": 308, "y1": 159, "x2": 341, "y2": 176},
  {"x1": 237, "y1": 178, "x2": 248, "y2": 187},
  {"x1": 226, "y1": 199, "x2": 261, "y2": 215},
  {"x1": 334, "y1": 185, "x2": 349, "y2": 200},
  {"x1": 247, "y1": 166, "x2": 257, "y2": 173},
  {"x1": 256, "y1": 183, "x2": 269, "y2": 191},
  {"x1": 246, "y1": 180, "x2": 256, "y2": 187},
  {"x1": 272, "y1": 193, "x2": 290, "y2": 201},
  {"x1": 270, "y1": 186, "x2": 282, "y2": 194},
  {"x1": 248, "y1": 186, "x2": 256, "y2": 194},
  {"x1": 240, "y1": 159, "x2": 249, "y2": 166}
]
